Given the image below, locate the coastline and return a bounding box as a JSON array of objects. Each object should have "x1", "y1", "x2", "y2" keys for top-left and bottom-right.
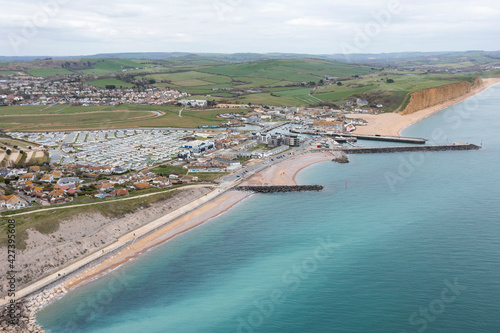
[
  {"x1": 346, "y1": 77, "x2": 500, "y2": 136},
  {"x1": 62, "y1": 152, "x2": 335, "y2": 291},
  {"x1": 11, "y1": 78, "x2": 499, "y2": 330},
  {"x1": 5, "y1": 151, "x2": 335, "y2": 331}
]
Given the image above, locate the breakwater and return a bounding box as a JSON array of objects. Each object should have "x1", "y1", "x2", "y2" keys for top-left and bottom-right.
[
  {"x1": 236, "y1": 185, "x2": 323, "y2": 193},
  {"x1": 338, "y1": 133, "x2": 427, "y2": 144},
  {"x1": 0, "y1": 298, "x2": 45, "y2": 332},
  {"x1": 340, "y1": 143, "x2": 480, "y2": 154}
]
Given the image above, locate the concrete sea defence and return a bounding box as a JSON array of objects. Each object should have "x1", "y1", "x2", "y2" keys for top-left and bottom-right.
[
  {"x1": 401, "y1": 77, "x2": 483, "y2": 115},
  {"x1": 340, "y1": 143, "x2": 481, "y2": 154},
  {"x1": 236, "y1": 185, "x2": 323, "y2": 193}
]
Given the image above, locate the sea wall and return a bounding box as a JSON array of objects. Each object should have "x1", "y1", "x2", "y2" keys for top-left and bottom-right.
[
  {"x1": 341, "y1": 143, "x2": 481, "y2": 154},
  {"x1": 401, "y1": 77, "x2": 483, "y2": 115}
]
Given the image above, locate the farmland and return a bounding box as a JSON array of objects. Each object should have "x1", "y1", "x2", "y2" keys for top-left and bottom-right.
[
  {"x1": 1, "y1": 54, "x2": 487, "y2": 112},
  {"x1": 26, "y1": 68, "x2": 73, "y2": 77},
  {"x1": 0, "y1": 104, "x2": 237, "y2": 131}
]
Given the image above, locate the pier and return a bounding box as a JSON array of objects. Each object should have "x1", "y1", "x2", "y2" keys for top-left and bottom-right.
[
  {"x1": 340, "y1": 142, "x2": 480, "y2": 154},
  {"x1": 236, "y1": 185, "x2": 323, "y2": 193},
  {"x1": 289, "y1": 128, "x2": 426, "y2": 143},
  {"x1": 338, "y1": 133, "x2": 427, "y2": 144}
]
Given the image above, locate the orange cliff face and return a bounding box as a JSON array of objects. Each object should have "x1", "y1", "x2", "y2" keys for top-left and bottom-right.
[{"x1": 401, "y1": 77, "x2": 483, "y2": 115}]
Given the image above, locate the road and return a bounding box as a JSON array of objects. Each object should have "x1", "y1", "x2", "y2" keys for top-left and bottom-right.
[
  {"x1": 220, "y1": 138, "x2": 313, "y2": 183},
  {"x1": 4, "y1": 184, "x2": 214, "y2": 217},
  {"x1": 0, "y1": 140, "x2": 317, "y2": 307}
]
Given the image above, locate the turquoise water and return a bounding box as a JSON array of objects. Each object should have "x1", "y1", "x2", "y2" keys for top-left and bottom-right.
[{"x1": 38, "y1": 84, "x2": 500, "y2": 333}]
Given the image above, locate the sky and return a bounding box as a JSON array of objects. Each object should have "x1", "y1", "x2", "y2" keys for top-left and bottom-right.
[{"x1": 1, "y1": 0, "x2": 499, "y2": 56}]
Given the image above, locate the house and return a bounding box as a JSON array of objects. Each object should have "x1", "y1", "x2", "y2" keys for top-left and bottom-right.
[
  {"x1": 57, "y1": 177, "x2": 80, "y2": 186},
  {"x1": 356, "y1": 98, "x2": 369, "y2": 107},
  {"x1": 40, "y1": 174, "x2": 54, "y2": 183},
  {"x1": 96, "y1": 182, "x2": 114, "y2": 192},
  {"x1": 152, "y1": 176, "x2": 170, "y2": 187},
  {"x1": 51, "y1": 171, "x2": 62, "y2": 179},
  {"x1": 48, "y1": 189, "x2": 66, "y2": 204},
  {"x1": 134, "y1": 182, "x2": 151, "y2": 190},
  {"x1": 115, "y1": 188, "x2": 129, "y2": 196},
  {"x1": 29, "y1": 166, "x2": 41, "y2": 173},
  {"x1": 20, "y1": 173, "x2": 36, "y2": 181},
  {"x1": 0, "y1": 194, "x2": 29, "y2": 210}
]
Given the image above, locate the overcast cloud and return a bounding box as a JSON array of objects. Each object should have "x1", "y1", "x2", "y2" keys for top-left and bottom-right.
[{"x1": 1, "y1": 0, "x2": 499, "y2": 56}]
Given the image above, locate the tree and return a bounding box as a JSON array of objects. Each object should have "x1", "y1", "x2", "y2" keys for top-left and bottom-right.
[
  {"x1": 105, "y1": 85, "x2": 116, "y2": 89},
  {"x1": 6, "y1": 149, "x2": 11, "y2": 155},
  {"x1": 337, "y1": 82, "x2": 342, "y2": 86},
  {"x1": 386, "y1": 78, "x2": 394, "y2": 83}
]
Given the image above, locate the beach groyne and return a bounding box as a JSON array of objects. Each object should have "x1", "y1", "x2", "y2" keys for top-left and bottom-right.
[
  {"x1": 340, "y1": 143, "x2": 481, "y2": 154},
  {"x1": 236, "y1": 185, "x2": 323, "y2": 193},
  {"x1": 401, "y1": 77, "x2": 483, "y2": 115}
]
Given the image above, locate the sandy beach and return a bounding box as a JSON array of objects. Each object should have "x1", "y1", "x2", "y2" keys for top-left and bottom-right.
[
  {"x1": 347, "y1": 78, "x2": 500, "y2": 136},
  {"x1": 242, "y1": 152, "x2": 334, "y2": 186},
  {"x1": 7, "y1": 77, "x2": 498, "y2": 329},
  {"x1": 62, "y1": 152, "x2": 334, "y2": 291}
]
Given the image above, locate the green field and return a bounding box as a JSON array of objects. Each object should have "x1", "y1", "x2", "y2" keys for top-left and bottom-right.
[
  {"x1": 151, "y1": 165, "x2": 187, "y2": 175},
  {"x1": 77, "y1": 58, "x2": 157, "y2": 75},
  {"x1": 130, "y1": 59, "x2": 379, "y2": 106},
  {"x1": 3, "y1": 56, "x2": 486, "y2": 113},
  {"x1": 0, "y1": 104, "x2": 236, "y2": 131},
  {"x1": 26, "y1": 68, "x2": 73, "y2": 76},
  {"x1": 309, "y1": 72, "x2": 476, "y2": 110},
  {"x1": 86, "y1": 78, "x2": 135, "y2": 88},
  {"x1": 0, "y1": 110, "x2": 156, "y2": 131},
  {"x1": 0, "y1": 70, "x2": 21, "y2": 75}
]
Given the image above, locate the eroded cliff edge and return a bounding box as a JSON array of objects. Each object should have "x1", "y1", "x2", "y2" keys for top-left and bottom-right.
[{"x1": 401, "y1": 77, "x2": 483, "y2": 115}]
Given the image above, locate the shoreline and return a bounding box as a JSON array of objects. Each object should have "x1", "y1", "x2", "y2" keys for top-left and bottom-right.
[
  {"x1": 4, "y1": 151, "x2": 335, "y2": 331},
  {"x1": 63, "y1": 152, "x2": 336, "y2": 291},
  {"x1": 346, "y1": 77, "x2": 500, "y2": 137},
  {"x1": 12, "y1": 79, "x2": 499, "y2": 329}
]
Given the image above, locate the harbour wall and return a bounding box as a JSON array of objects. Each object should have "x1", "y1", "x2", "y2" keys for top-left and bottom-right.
[
  {"x1": 236, "y1": 185, "x2": 323, "y2": 193},
  {"x1": 340, "y1": 143, "x2": 480, "y2": 154}
]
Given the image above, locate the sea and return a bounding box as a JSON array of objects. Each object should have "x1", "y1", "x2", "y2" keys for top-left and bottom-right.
[{"x1": 37, "y1": 83, "x2": 500, "y2": 333}]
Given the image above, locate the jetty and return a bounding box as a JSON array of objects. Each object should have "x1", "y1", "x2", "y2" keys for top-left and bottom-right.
[
  {"x1": 340, "y1": 142, "x2": 480, "y2": 154},
  {"x1": 289, "y1": 128, "x2": 426, "y2": 143},
  {"x1": 336, "y1": 133, "x2": 427, "y2": 144},
  {"x1": 236, "y1": 185, "x2": 323, "y2": 193}
]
